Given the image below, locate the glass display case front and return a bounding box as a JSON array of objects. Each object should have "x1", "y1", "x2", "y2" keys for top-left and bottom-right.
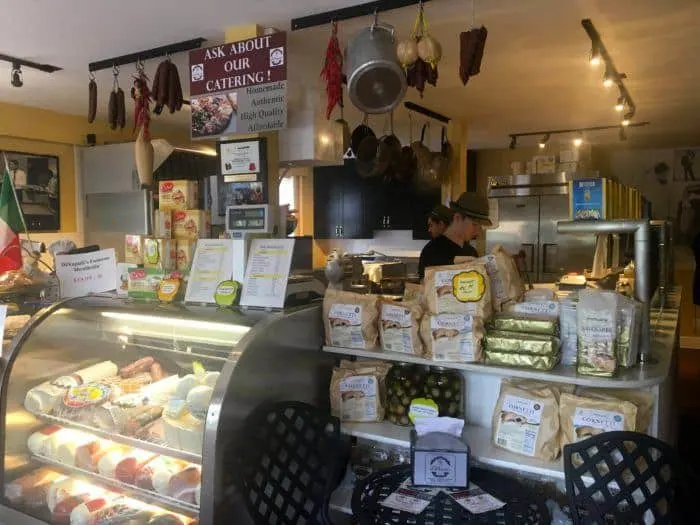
[{"x1": 0, "y1": 296, "x2": 331, "y2": 525}]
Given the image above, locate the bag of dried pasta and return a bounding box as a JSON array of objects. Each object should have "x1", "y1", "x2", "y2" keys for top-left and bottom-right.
[
  {"x1": 323, "y1": 289, "x2": 379, "y2": 349},
  {"x1": 576, "y1": 290, "x2": 618, "y2": 377},
  {"x1": 330, "y1": 360, "x2": 391, "y2": 422},
  {"x1": 424, "y1": 261, "x2": 492, "y2": 319},
  {"x1": 379, "y1": 299, "x2": 423, "y2": 355}
]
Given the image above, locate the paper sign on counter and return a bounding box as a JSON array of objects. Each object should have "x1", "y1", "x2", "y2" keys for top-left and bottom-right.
[
  {"x1": 184, "y1": 240, "x2": 234, "y2": 303},
  {"x1": 240, "y1": 238, "x2": 295, "y2": 309},
  {"x1": 56, "y1": 249, "x2": 118, "y2": 298}
]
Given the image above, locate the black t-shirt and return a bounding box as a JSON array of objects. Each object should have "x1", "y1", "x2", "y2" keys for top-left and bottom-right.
[{"x1": 418, "y1": 235, "x2": 479, "y2": 280}]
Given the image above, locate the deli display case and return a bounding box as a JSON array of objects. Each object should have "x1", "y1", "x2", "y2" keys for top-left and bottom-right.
[{"x1": 0, "y1": 296, "x2": 334, "y2": 524}]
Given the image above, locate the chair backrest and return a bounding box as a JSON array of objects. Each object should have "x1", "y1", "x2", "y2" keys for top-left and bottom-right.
[
  {"x1": 230, "y1": 400, "x2": 343, "y2": 525},
  {"x1": 563, "y1": 431, "x2": 697, "y2": 524}
]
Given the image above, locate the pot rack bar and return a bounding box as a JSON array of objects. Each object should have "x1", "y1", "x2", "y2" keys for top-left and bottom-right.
[
  {"x1": 291, "y1": 0, "x2": 431, "y2": 31},
  {"x1": 0, "y1": 54, "x2": 61, "y2": 73},
  {"x1": 88, "y1": 38, "x2": 206, "y2": 73},
  {"x1": 403, "y1": 101, "x2": 450, "y2": 124},
  {"x1": 510, "y1": 121, "x2": 650, "y2": 138}
]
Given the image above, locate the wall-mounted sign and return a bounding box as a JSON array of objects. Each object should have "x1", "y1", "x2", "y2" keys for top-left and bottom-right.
[
  {"x1": 189, "y1": 33, "x2": 287, "y2": 138},
  {"x1": 216, "y1": 138, "x2": 269, "y2": 206},
  {"x1": 220, "y1": 140, "x2": 261, "y2": 179}
]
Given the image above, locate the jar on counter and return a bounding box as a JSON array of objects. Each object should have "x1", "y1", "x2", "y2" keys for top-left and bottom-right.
[
  {"x1": 423, "y1": 367, "x2": 463, "y2": 418},
  {"x1": 386, "y1": 363, "x2": 425, "y2": 426}
]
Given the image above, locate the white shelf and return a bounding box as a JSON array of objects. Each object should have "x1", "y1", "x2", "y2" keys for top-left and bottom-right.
[
  {"x1": 323, "y1": 340, "x2": 671, "y2": 389},
  {"x1": 341, "y1": 421, "x2": 566, "y2": 480}
]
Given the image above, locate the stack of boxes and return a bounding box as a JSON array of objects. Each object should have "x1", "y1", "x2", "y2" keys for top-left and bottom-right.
[{"x1": 124, "y1": 179, "x2": 210, "y2": 275}]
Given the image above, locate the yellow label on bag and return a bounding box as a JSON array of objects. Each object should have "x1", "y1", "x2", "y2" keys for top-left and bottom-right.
[{"x1": 453, "y1": 271, "x2": 485, "y2": 302}]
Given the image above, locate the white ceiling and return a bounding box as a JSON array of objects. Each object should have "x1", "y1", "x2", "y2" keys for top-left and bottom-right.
[{"x1": 0, "y1": 0, "x2": 698, "y2": 148}]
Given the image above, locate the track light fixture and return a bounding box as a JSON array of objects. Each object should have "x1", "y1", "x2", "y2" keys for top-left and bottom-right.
[
  {"x1": 507, "y1": 121, "x2": 650, "y2": 148},
  {"x1": 10, "y1": 62, "x2": 22, "y2": 88},
  {"x1": 621, "y1": 108, "x2": 635, "y2": 127},
  {"x1": 615, "y1": 96, "x2": 625, "y2": 112},
  {"x1": 582, "y1": 19, "x2": 638, "y2": 122}
]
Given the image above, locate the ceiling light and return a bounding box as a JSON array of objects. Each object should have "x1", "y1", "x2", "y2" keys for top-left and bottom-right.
[
  {"x1": 589, "y1": 42, "x2": 601, "y2": 66},
  {"x1": 573, "y1": 136, "x2": 583, "y2": 148},
  {"x1": 538, "y1": 134, "x2": 550, "y2": 149},
  {"x1": 619, "y1": 126, "x2": 627, "y2": 141},
  {"x1": 603, "y1": 67, "x2": 614, "y2": 88},
  {"x1": 621, "y1": 109, "x2": 634, "y2": 127},
  {"x1": 10, "y1": 62, "x2": 22, "y2": 88},
  {"x1": 509, "y1": 136, "x2": 517, "y2": 150},
  {"x1": 615, "y1": 96, "x2": 625, "y2": 112}
]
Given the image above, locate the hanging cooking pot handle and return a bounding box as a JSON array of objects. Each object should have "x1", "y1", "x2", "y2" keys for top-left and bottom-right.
[
  {"x1": 420, "y1": 124, "x2": 428, "y2": 144},
  {"x1": 441, "y1": 127, "x2": 447, "y2": 151},
  {"x1": 370, "y1": 11, "x2": 396, "y2": 38}
]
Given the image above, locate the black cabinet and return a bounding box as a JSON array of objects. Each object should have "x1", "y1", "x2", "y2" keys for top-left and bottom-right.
[
  {"x1": 313, "y1": 162, "x2": 441, "y2": 240},
  {"x1": 411, "y1": 185, "x2": 442, "y2": 240},
  {"x1": 313, "y1": 161, "x2": 373, "y2": 239}
]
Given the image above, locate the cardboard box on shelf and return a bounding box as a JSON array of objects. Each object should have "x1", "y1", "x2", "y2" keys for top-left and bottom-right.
[
  {"x1": 176, "y1": 240, "x2": 197, "y2": 271},
  {"x1": 143, "y1": 237, "x2": 176, "y2": 271},
  {"x1": 159, "y1": 180, "x2": 198, "y2": 211},
  {"x1": 154, "y1": 210, "x2": 172, "y2": 238},
  {"x1": 124, "y1": 234, "x2": 144, "y2": 265},
  {"x1": 173, "y1": 210, "x2": 210, "y2": 240}
]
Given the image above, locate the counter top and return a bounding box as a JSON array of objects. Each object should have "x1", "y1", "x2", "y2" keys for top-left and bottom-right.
[{"x1": 324, "y1": 289, "x2": 681, "y2": 389}]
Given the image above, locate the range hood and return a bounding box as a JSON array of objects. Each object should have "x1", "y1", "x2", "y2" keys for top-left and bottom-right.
[{"x1": 278, "y1": 89, "x2": 344, "y2": 167}]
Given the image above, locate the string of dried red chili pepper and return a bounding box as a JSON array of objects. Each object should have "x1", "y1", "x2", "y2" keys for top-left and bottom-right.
[
  {"x1": 132, "y1": 71, "x2": 152, "y2": 140},
  {"x1": 320, "y1": 21, "x2": 343, "y2": 120}
]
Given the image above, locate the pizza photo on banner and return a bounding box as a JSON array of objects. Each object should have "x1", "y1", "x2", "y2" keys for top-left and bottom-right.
[{"x1": 189, "y1": 33, "x2": 287, "y2": 138}]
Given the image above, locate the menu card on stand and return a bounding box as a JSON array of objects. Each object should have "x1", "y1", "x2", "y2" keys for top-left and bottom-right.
[
  {"x1": 240, "y1": 238, "x2": 295, "y2": 309},
  {"x1": 55, "y1": 248, "x2": 118, "y2": 299},
  {"x1": 184, "y1": 239, "x2": 234, "y2": 303}
]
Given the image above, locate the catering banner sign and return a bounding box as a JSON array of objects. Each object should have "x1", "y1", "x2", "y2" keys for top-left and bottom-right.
[{"x1": 189, "y1": 33, "x2": 287, "y2": 139}]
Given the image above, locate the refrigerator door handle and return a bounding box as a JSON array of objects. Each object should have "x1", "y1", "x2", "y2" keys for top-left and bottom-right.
[
  {"x1": 542, "y1": 243, "x2": 558, "y2": 276},
  {"x1": 521, "y1": 243, "x2": 536, "y2": 272}
]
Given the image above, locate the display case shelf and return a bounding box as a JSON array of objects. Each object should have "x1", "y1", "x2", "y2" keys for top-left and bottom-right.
[
  {"x1": 33, "y1": 412, "x2": 201, "y2": 464},
  {"x1": 323, "y1": 345, "x2": 671, "y2": 389},
  {"x1": 340, "y1": 421, "x2": 566, "y2": 480},
  {"x1": 32, "y1": 454, "x2": 199, "y2": 517}
]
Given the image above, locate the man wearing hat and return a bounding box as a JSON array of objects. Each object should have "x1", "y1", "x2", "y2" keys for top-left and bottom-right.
[{"x1": 418, "y1": 192, "x2": 492, "y2": 280}]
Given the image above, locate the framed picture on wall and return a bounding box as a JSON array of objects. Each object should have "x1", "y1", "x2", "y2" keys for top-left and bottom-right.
[{"x1": 0, "y1": 150, "x2": 60, "y2": 231}]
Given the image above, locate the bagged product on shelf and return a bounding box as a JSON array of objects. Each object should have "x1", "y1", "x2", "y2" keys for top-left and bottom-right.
[
  {"x1": 484, "y1": 350, "x2": 559, "y2": 371},
  {"x1": 330, "y1": 360, "x2": 390, "y2": 422},
  {"x1": 488, "y1": 313, "x2": 559, "y2": 337},
  {"x1": 558, "y1": 297, "x2": 578, "y2": 366},
  {"x1": 424, "y1": 261, "x2": 492, "y2": 318},
  {"x1": 420, "y1": 313, "x2": 485, "y2": 362},
  {"x1": 403, "y1": 282, "x2": 426, "y2": 309},
  {"x1": 125, "y1": 234, "x2": 144, "y2": 265},
  {"x1": 159, "y1": 180, "x2": 198, "y2": 211},
  {"x1": 323, "y1": 289, "x2": 379, "y2": 349},
  {"x1": 616, "y1": 295, "x2": 641, "y2": 368},
  {"x1": 559, "y1": 392, "x2": 637, "y2": 447},
  {"x1": 458, "y1": 246, "x2": 524, "y2": 311},
  {"x1": 175, "y1": 239, "x2": 196, "y2": 271},
  {"x1": 379, "y1": 299, "x2": 423, "y2": 355},
  {"x1": 484, "y1": 331, "x2": 559, "y2": 355},
  {"x1": 4, "y1": 467, "x2": 63, "y2": 506},
  {"x1": 576, "y1": 290, "x2": 619, "y2": 377},
  {"x1": 154, "y1": 209, "x2": 172, "y2": 238},
  {"x1": 172, "y1": 210, "x2": 210, "y2": 240},
  {"x1": 492, "y1": 379, "x2": 560, "y2": 460},
  {"x1": 143, "y1": 238, "x2": 176, "y2": 271},
  {"x1": 505, "y1": 300, "x2": 560, "y2": 319},
  {"x1": 524, "y1": 288, "x2": 555, "y2": 302},
  {"x1": 576, "y1": 387, "x2": 655, "y2": 433}
]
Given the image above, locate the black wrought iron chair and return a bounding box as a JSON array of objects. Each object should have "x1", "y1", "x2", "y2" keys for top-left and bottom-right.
[
  {"x1": 563, "y1": 431, "x2": 698, "y2": 524},
  {"x1": 230, "y1": 400, "x2": 346, "y2": 525}
]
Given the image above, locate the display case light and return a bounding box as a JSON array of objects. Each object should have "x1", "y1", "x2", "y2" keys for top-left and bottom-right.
[{"x1": 100, "y1": 311, "x2": 251, "y2": 335}]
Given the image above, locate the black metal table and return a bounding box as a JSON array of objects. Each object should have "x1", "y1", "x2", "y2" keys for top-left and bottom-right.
[{"x1": 351, "y1": 465, "x2": 550, "y2": 524}]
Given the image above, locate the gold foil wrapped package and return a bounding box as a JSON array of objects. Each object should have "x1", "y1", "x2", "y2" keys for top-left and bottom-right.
[
  {"x1": 489, "y1": 313, "x2": 559, "y2": 337},
  {"x1": 484, "y1": 331, "x2": 559, "y2": 355},
  {"x1": 484, "y1": 350, "x2": 559, "y2": 371}
]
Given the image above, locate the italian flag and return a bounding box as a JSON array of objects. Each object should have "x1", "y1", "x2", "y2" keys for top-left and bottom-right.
[{"x1": 0, "y1": 168, "x2": 25, "y2": 273}]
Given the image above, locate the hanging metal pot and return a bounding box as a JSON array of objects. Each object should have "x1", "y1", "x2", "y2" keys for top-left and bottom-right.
[{"x1": 346, "y1": 16, "x2": 407, "y2": 114}]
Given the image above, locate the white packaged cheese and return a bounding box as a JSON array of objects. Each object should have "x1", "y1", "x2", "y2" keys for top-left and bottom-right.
[
  {"x1": 420, "y1": 314, "x2": 484, "y2": 363},
  {"x1": 379, "y1": 300, "x2": 423, "y2": 355}
]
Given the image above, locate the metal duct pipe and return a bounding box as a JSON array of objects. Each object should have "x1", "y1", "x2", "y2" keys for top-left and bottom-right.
[
  {"x1": 650, "y1": 220, "x2": 671, "y2": 310},
  {"x1": 557, "y1": 220, "x2": 652, "y2": 362}
]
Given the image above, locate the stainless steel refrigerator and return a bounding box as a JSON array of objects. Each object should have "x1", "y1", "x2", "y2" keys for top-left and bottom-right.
[{"x1": 485, "y1": 174, "x2": 596, "y2": 283}]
